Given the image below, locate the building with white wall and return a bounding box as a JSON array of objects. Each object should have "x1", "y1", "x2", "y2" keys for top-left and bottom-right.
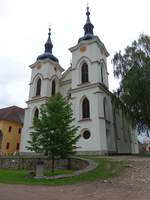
[{"x1": 20, "y1": 6, "x2": 139, "y2": 155}]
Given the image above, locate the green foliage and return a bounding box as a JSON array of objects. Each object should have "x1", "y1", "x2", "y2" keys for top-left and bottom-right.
[
  {"x1": 112, "y1": 34, "x2": 150, "y2": 132},
  {"x1": 26, "y1": 92, "x2": 80, "y2": 159}
]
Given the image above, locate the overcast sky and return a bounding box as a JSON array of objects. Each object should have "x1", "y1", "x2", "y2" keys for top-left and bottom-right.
[{"x1": 0, "y1": 0, "x2": 150, "y2": 109}]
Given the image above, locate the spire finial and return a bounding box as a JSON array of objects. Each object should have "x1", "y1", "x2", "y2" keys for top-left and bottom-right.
[
  {"x1": 44, "y1": 26, "x2": 53, "y2": 54},
  {"x1": 86, "y1": 3, "x2": 90, "y2": 23},
  {"x1": 37, "y1": 26, "x2": 59, "y2": 62},
  {"x1": 49, "y1": 24, "x2": 51, "y2": 35},
  {"x1": 78, "y1": 5, "x2": 94, "y2": 43},
  {"x1": 87, "y1": 1, "x2": 89, "y2": 9},
  {"x1": 84, "y1": 5, "x2": 94, "y2": 36}
]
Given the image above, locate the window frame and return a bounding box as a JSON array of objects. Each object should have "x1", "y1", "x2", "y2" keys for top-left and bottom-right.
[
  {"x1": 16, "y1": 143, "x2": 20, "y2": 150},
  {"x1": 34, "y1": 108, "x2": 39, "y2": 118},
  {"x1": 83, "y1": 130, "x2": 91, "y2": 140},
  {"x1": 18, "y1": 128, "x2": 22, "y2": 134},
  {"x1": 8, "y1": 126, "x2": 12, "y2": 132},
  {"x1": 36, "y1": 78, "x2": 41, "y2": 96},
  {"x1": 51, "y1": 79, "x2": 56, "y2": 96},
  {"x1": 81, "y1": 63, "x2": 89, "y2": 84},
  {"x1": 82, "y1": 97, "x2": 90, "y2": 119},
  {"x1": 6, "y1": 142, "x2": 10, "y2": 150}
]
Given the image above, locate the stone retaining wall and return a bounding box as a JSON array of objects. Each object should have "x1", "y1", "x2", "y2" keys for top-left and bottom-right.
[{"x1": 0, "y1": 156, "x2": 88, "y2": 170}]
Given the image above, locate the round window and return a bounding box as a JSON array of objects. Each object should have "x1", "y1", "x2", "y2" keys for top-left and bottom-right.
[{"x1": 83, "y1": 130, "x2": 91, "y2": 139}]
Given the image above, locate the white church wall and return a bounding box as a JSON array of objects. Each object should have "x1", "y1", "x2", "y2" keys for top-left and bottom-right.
[
  {"x1": 20, "y1": 97, "x2": 47, "y2": 153},
  {"x1": 20, "y1": 108, "x2": 30, "y2": 152},
  {"x1": 113, "y1": 109, "x2": 134, "y2": 154},
  {"x1": 97, "y1": 93, "x2": 108, "y2": 152},
  {"x1": 61, "y1": 67, "x2": 72, "y2": 81},
  {"x1": 71, "y1": 87, "x2": 103, "y2": 152},
  {"x1": 107, "y1": 97, "x2": 117, "y2": 153},
  {"x1": 60, "y1": 82, "x2": 71, "y2": 97},
  {"x1": 131, "y1": 130, "x2": 139, "y2": 154}
]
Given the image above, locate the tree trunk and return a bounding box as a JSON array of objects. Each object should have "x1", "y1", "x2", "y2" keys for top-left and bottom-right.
[
  {"x1": 67, "y1": 157, "x2": 71, "y2": 170},
  {"x1": 51, "y1": 155, "x2": 55, "y2": 174}
]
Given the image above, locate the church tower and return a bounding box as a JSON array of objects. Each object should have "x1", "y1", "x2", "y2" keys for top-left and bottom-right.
[
  {"x1": 20, "y1": 28, "x2": 64, "y2": 153},
  {"x1": 69, "y1": 6, "x2": 114, "y2": 154}
]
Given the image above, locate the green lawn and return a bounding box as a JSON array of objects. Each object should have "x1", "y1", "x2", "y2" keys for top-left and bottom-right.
[
  {"x1": 0, "y1": 157, "x2": 125, "y2": 185},
  {"x1": 44, "y1": 169, "x2": 73, "y2": 176}
]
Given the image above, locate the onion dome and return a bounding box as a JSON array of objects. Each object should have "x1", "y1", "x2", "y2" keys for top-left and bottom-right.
[
  {"x1": 37, "y1": 28, "x2": 59, "y2": 63},
  {"x1": 78, "y1": 6, "x2": 95, "y2": 43}
]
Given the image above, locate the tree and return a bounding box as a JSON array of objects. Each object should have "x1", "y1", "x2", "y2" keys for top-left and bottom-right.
[
  {"x1": 112, "y1": 34, "x2": 150, "y2": 133},
  {"x1": 26, "y1": 92, "x2": 80, "y2": 173}
]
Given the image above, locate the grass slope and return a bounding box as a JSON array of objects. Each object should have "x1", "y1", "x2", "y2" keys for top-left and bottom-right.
[{"x1": 0, "y1": 157, "x2": 124, "y2": 185}]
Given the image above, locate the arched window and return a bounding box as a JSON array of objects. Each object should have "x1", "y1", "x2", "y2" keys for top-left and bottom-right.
[
  {"x1": 81, "y1": 63, "x2": 88, "y2": 83},
  {"x1": 36, "y1": 78, "x2": 41, "y2": 96},
  {"x1": 101, "y1": 66, "x2": 104, "y2": 83},
  {"x1": 51, "y1": 80, "x2": 56, "y2": 96},
  {"x1": 103, "y1": 98, "x2": 106, "y2": 119},
  {"x1": 82, "y1": 98, "x2": 90, "y2": 118},
  {"x1": 34, "y1": 108, "x2": 39, "y2": 118}
]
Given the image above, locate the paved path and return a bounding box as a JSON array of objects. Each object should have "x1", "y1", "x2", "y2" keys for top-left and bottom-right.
[{"x1": 1, "y1": 156, "x2": 150, "y2": 200}]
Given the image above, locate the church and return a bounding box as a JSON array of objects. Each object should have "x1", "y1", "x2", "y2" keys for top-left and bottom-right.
[{"x1": 20, "y1": 6, "x2": 139, "y2": 155}]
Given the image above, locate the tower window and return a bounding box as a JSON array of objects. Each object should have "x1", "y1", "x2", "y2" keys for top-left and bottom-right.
[
  {"x1": 34, "y1": 108, "x2": 39, "y2": 118},
  {"x1": 51, "y1": 80, "x2": 56, "y2": 96},
  {"x1": 36, "y1": 78, "x2": 41, "y2": 96},
  {"x1": 81, "y1": 63, "x2": 88, "y2": 83},
  {"x1": 82, "y1": 98, "x2": 90, "y2": 118},
  {"x1": 8, "y1": 126, "x2": 12, "y2": 132}
]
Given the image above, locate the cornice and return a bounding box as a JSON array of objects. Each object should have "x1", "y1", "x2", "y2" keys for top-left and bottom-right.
[
  {"x1": 69, "y1": 36, "x2": 109, "y2": 57},
  {"x1": 60, "y1": 79, "x2": 72, "y2": 86},
  {"x1": 26, "y1": 96, "x2": 49, "y2": 104},
  {"x1": 70, "y1": 82, "x2": 110, "y2": 94},
  {"x1": 29, "y1": 58, "x2": 65, "y2": 72},
  {"x1": 29, "y1": 74, "x2": 60, "y2": 85}
]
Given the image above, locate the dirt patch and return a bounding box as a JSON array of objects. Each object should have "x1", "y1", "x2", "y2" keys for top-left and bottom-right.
[{"x1": 0, "y1": 156, "x2": 150, "y2": 200}]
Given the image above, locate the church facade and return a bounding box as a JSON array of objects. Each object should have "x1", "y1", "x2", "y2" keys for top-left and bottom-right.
[{"x1": 20, "y1": 7, "x2": 139, "y2": 155}]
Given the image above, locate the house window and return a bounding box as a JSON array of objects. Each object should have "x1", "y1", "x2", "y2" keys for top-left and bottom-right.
[
  {"x1": 6, "y1": 142, "x2": 10, "y2": 149},
  {"x1": 83, "y1": 130, "x2": 91, "y2": 139},
  {"x1": 51, "y1": 80, "x2": 56, "y2": 96},
  {"x1": 34, "y1": 108, "x2": 39, "y2": 118},
  {"x1": 81, "y1": 63, "x2": 88, "y2": 83},
  {"x1": 8, "y1": 126, "x2": 12, "y2": 132},
  {"x1": 16, "y1": 143, "x2": 20, "y2": 150},
  {"x1": 82, "y1": 98, "x2": 90, "y2": 118},
  {"x1": 18, "y1": 128, "x2": 22, "y2": 134},
  {"x1": 36, "y1": 78, "x2": 41, "y2": 96}
]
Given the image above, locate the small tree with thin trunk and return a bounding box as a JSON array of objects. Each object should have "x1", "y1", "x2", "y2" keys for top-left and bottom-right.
[{"x1": 26, "y1": 92, "x2": 80, "y2": 173}]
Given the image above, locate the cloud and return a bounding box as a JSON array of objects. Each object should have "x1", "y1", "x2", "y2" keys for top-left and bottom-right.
[
  {"x1": 0, "y1": 0, "x2": 150, "y2": 108},
  {"x1": 0, "y1": 56, "x2": 30, "y2": 108}
]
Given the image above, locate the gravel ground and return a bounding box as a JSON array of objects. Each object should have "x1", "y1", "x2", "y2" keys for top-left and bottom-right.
[{"x1": 0, "y1": 156, "x2": 150, "y2": 200}]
